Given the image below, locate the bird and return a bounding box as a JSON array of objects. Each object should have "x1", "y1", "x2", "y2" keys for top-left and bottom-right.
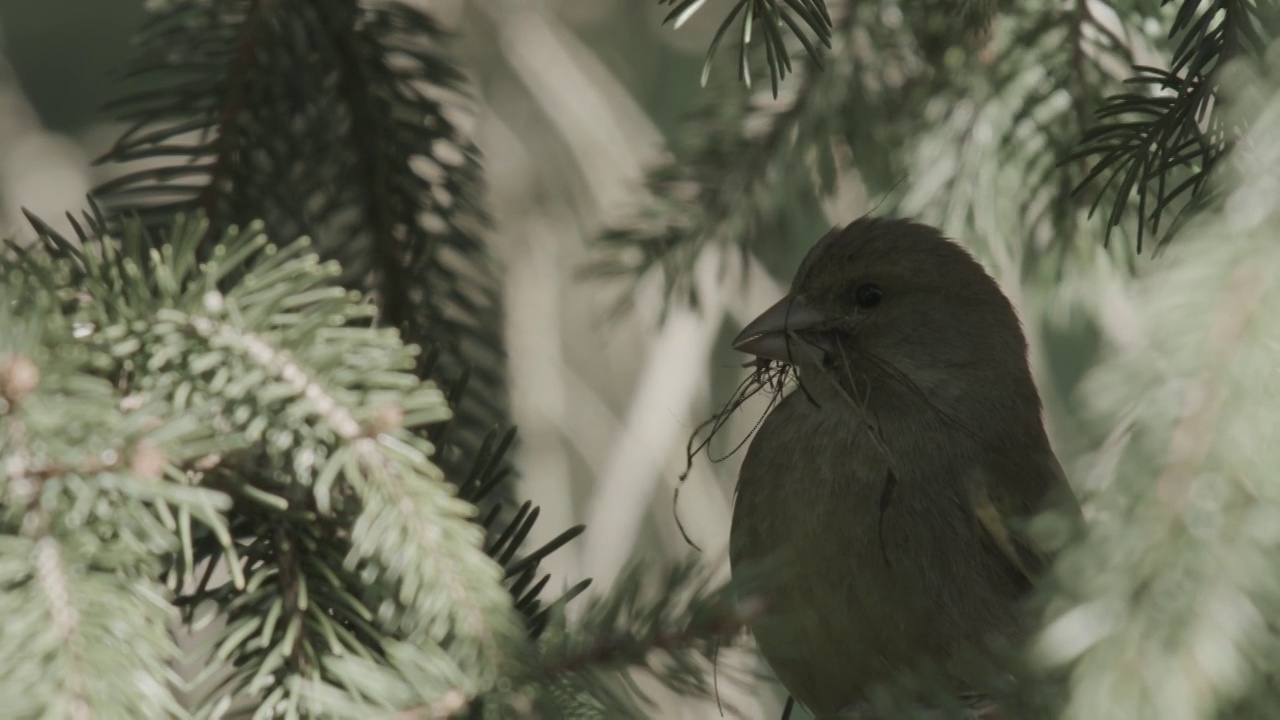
[{"x1": 728, "y1": 217, "x2": 1080, "y2": 718}]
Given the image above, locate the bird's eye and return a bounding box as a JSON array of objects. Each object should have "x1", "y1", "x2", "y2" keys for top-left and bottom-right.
[{"x1": 854, "y1": 283, "x2": 883, "y2": 308}]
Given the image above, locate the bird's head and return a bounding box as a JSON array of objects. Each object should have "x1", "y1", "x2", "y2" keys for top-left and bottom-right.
[{"x1": 733, "y1": 217, "x2": 1041, "y2": 431}]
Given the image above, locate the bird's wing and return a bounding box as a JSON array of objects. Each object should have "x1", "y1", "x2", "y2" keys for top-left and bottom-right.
[{"x1": 966, "y1": 448, "x2": 1081, "y2": 588}]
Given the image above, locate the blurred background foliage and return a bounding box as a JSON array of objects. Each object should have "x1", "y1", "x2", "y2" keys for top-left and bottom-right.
[{"x1": 1, "y1": 0, "x2": 1279, "y2": 717}]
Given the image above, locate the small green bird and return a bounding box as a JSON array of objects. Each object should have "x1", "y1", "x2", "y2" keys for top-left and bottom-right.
[{"x1": 729, "y1": 218, "x2": 1079, "y2": 718}]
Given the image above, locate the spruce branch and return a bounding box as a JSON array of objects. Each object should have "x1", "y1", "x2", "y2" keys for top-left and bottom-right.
[
  {"x1": 888, "y1": 0, "x2": 1155, "y2": 268},
  {"x1": 4, "y1": 215, "x2": 523, "y2": 715},
  {"x1": 591, "y1": 0, "x2": 917, "y2": 307},
  {"x1": 660, "y1": 0, "x2": 835, "y2": 96},
  {"x1": 0, "y1": 273, "x2": 223, "y2": 717},
  {"x1": 0, "y1": 532, "x2": 185, "y2": 719},
  {"x1": 1068, "y1": 0, "x2": 1270, "y2": 252},
  {"x1": 91, "y1": 0, "x2": 584, "y2": 689},
  {"x1": 506, "y1": 559, "x2": 771, "y2": 719},
  {"x1": 95, "y1": 0, "x2": 507, "y2": 488}
]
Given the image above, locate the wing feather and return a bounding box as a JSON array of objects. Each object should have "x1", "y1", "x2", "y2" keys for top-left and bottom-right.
[{"x1": 967, "y1": 448, "x2": 1081, "y2": 588}]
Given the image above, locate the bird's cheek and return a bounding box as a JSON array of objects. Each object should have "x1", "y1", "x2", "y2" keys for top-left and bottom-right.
[
  {"x1": 819, "y1": 334, "x2": 856, "y2": 370},
  {"x1": 798, "y1": 333, "x2": 839, "y2": 367}
]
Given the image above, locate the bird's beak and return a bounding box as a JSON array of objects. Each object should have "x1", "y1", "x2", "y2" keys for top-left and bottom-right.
[{"x1": 732, "y1": 295, "x2": 834, "y2": 363}]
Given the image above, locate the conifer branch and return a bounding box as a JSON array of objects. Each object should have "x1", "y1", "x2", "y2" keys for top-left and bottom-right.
[
  {"x1": 3, "y1": 215, "x2": 522, "y2": 715},
  {"x1": 516, "y1": 559, "x2": 772, "y2": 717},
  {"x1": 1068, "y1": 0, "x2": 1270, "y2": 251},
  {"x1": 589, "y1": 1, "x2": 917, "y2": 305}
]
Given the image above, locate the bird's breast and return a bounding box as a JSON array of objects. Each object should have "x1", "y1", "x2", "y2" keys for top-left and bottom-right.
[{"x1": 729, "y1": 391, "x2": 1019, "y2": 715}]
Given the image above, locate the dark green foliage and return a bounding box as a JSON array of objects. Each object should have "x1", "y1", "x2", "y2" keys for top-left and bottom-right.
[
  {"x1": 1069, "y1": 0, "x2": 1275, "y2": 252},
  {"x1": 660, "y1": 0, "x2": 834, "y2": 96},
  {"x1": 458, "y1": 427, "x2": 588, "y2": 638},
  {"x1": 517, "y1": 558, "x2": 770, "y2": 718},
  {"x1": 95, "y1": 0, "x2": 504, "y2": 488}
]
